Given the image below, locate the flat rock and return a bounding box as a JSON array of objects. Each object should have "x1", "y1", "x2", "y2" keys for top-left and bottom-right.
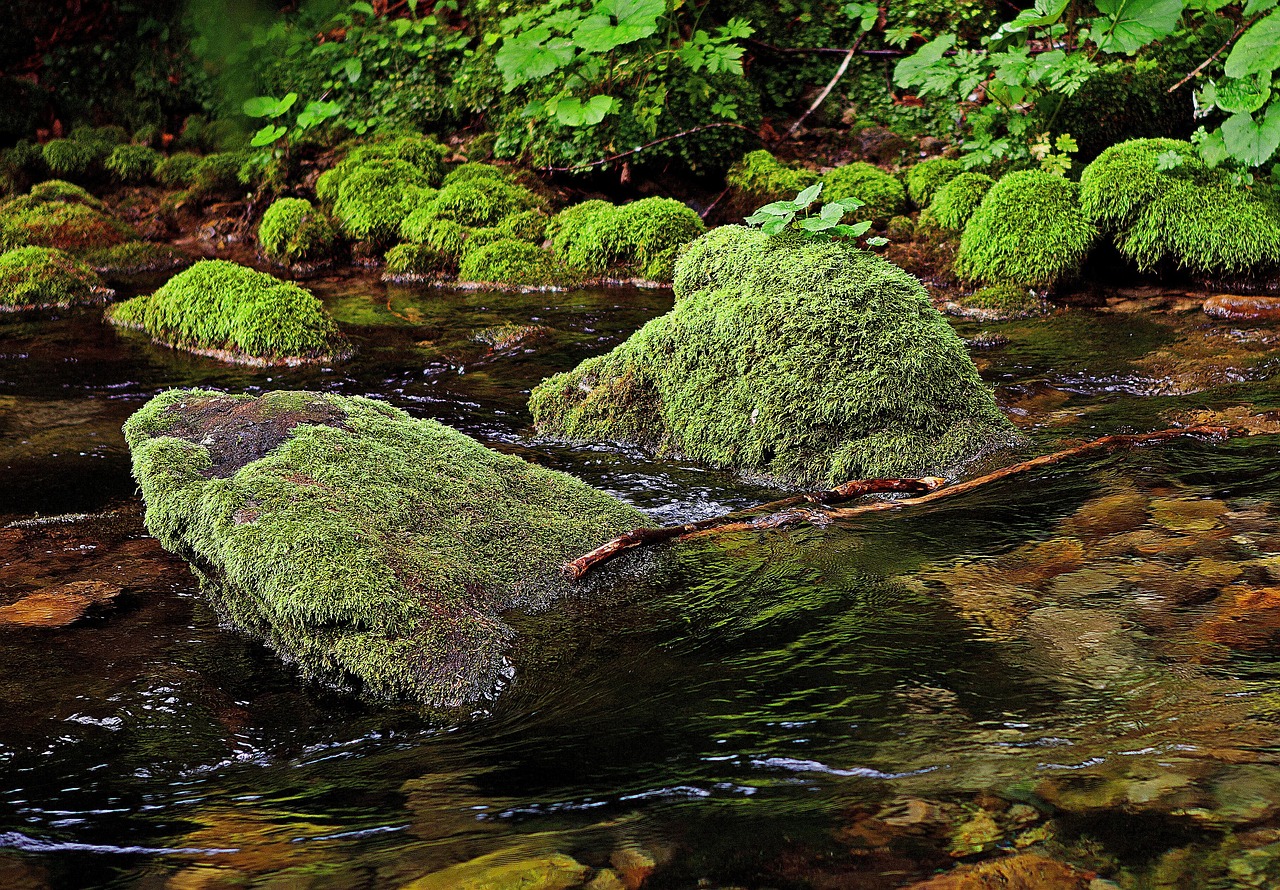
[
  {"x1": 0, "y1": 580, "x2": 122, "y2": 627},
  {"x1": 1204, "y1": 294, "x2": 1280, "y2": 321}
]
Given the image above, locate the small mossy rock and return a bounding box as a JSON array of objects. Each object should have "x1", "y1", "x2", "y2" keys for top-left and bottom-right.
[
  {"x1": 155, "y1": 152, "x2": 204, "y2": 189},
  {"x1": 383, "y1": 242, "x2": 453, "y2": 280},
  {"x1": 106, "y1": 259, "x2": 350, "y2": 365},
  {"x1": 123, "y1": 389, "x2": 647, "y2": 708},
  {"x1": 84, "y1": 242, "x2": 190, "y2": 278},
  {"x1": 416, "y1": 178, "x2": 541, "y2": 228},
  {"x1": 547, "y1": 198, "x2": 705, "y2": 282},
  {"x1": 1081, "y1": 138, "x2": 1280, "y2": 277},
  {"x1": 906, "y1": 157, "x2": 964, "y2": 207},
  {"x1": 401, "y1": 850, "x2": 590, "y2": 890},
  {"x1": 495, "y1": 209, "x2": 548, "y2": 243},
  {"x1": 726, "y1": 150, "x2": 818, "y2": 202},
  {"x1": 442, "y1": 162, "x2": 510, "y2": 186},
  {"x1": 459, "y1": 239, "x2": 573, "y2": 288},
  {"x1": 530, "y1": 226, "x2": 1022, "y2": 486},
  {"x1": 330, "y1": 159, "x2": 436, "y2": 246},
  {"x1": 22, "y1": 179, "x2": 105, "y2": 210},
  {"x1": 41, "y1": 139, "x2": 96, "y2": 179},
  {"x1": 258, "y1": 198, "x2": 338, "y2": 266},
  {"x1": 0, "y1": 190, "x2": 136, "y2": 254},
  {"x1": 0, "y1": 246, "x2": 110, "y2": 310},
  {"x1": 955, "y1": 171, "x2": 1096, "y2": 288},
  {"x1": 930, "y1": 172, "x2": 994, "y2": 231},
  {"x1": 822, "y1": 162, "x2": 907, "y2": 224},
  {"x1": 105, "y1": 144, "x2": 161, "y2": 183}
]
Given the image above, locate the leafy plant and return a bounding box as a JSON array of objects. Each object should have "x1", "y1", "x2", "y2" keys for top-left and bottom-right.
[{"x1": 745, "y1": 184, "x2": 889, "y2": 247}]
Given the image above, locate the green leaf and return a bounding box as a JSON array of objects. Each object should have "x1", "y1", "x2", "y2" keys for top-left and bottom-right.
[
  {"x1": 1198, "y1": 127, "x2": 1230, "y2": 166},
  {"x1": 1092, "y1": 0, "x2": 1184, "y2": 55},
  {"x1": 830, "y1": 221, "x2": 873, "y2": 238},
  {"x1": 1221, "y1": 105, "x2": 1280, "y2": 166},
  {"x1": 795, "y1": 183, "x2": 823, "y2": 208},
  {"x1": 243, "y1": 95, "x2": 282, "y2": 118},
  {"x1": 1227, "y1": 11, "x2": 1280, "y2": 79},
  {"x1": 350, "y1": 1, "x2": 375, "y2": 14},
  {"x1": 894, "y1": 34, "x2": 956, "y2": 89},
  {"x1": 1210, "y1": 75, "x2": 1272, "y2": 114},
  {"x1": 866, "y1": 236, "x2": 890, "y2": 246},
  {"x1": 1007, "y1": 0, "x2": 1070, "y2": 32},
  {"x1": 573, "y1": 0, "x2": 665, "y2": 52},
  {"x1": 834, "y1": 196, "x2": 865, "y2": 212},
  {"x1": 250, "y1": 124, "x2": 287, "y2": 147},
  {"x1": 1245, "y1": 0, "x2": 1279, "y2": 15},
  {"x1": 798, "y1": 216, "x2": 837, "y2": 232},
  {"x1": 761, "y1": 217, "x2": 791, "y2": 235},
  {"x1": 495, "y1": 29, "x2": 577, "y2": 90},
  {"x1": 343, "y1": 57, "x2": 363, "y2": 83},
  {"x1": 296, "y1": 100, "x2": 343, "y2": 130},
  {"x1": 818, "y1": 201, "x2": 845, "y2": 222},
  {"x1": 755, "y1": 200, "x2": 802, "y2": 215},
  {"x1": 552, "y1": 94, "x2": 617, "y2": 126}
]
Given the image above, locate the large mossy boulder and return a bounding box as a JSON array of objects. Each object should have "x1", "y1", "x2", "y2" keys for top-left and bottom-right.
[
  {"x1": 123, "y1": 389, "x2": 647, "y2": 708},
  {"x1": 0, "y1": 180, "x2": 138, "y2": 254},
  {"x1": 0, "y1": 246, "x2": 111, "y2": 310},
  {"x1": 106, "y1": 259, "x2": 350, "y2": 365},
  {"x1": 529, "y1": 226, "x2": 1022, "y2": 486}
]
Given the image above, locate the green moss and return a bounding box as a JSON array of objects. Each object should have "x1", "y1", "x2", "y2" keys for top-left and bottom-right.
[
  {"x1": 345, "y1": 135, "x2": 447, "y2": 185},
  {"x1": 106, "y1": 259, "x2": 350, "y2": 364},
  {"x1": 494, "y1": 209, "x2": 547, "y2": 243},
  {"x1": 1078, "y1": 138, "x2": 1280, "y2": 277},
  {"x1": 458, "y1": 239, "x2": 572, "y2": 288},
  {"x1": 0, "y1": 141, "x2": 46, "y2": 194},
  {"x1": 906, "y1": 157, "x2": 965, "y2": 207},
  {"x1": 258, "y1": 198, "x2": 339, "y2": 266},
  {"x1": 0, "y1": 246, "x2": 106, "y2": 309},
  {"x1": 155, "y1": 152, "x2": 203, "y2": 189},
  {"x1": 132, "y1": 124, "x2": 162, "y2": 148},
  {"x1": 725, "y1": 150, "x2": 818, "y2": 201},
  {"x1": 83, "y1": 242, "x2": 190, "y2": 277},
  {"x1": 399, "y1": 214, "x2": 468, "y2": 259},
  {"x1": 71, "y1": 125, "x2": 127, "y2": 150},
  {"x1": 41, "y1": 139, "x2": 95, "y2": 179},
  {"x1": 441, "y1": 162, "x2": 509, "y2": 187},
  {"x1": 532, "y1": 225, "x2": 1022, "y2": 485},
  {"x1": 383, "y1": 242, "x2": 453, "y2": 279},
  {"x1": 547, "y1": 200, "x2": 616, "y2": 260},
  {"x1": 954, "y1": 171, "x2": 1097, "y2": 287},
  {"x1": 328, "y1": 159, "x2": 435, "y2": 246},
  {"x1": 547, "y1": 198, "x2": 705, "y2": 282},
  {"x1": 0, "y1": 199, "x2": 136, "y2": 254},
  {"x1": 460, "y1": 226, "x2": 504, "y2": 258},
  {"x1": 414, "y1": 178, "x2": 540, "y2": 228},
  {"x1": 1053, "y1": 61, "x2": 1193, "y2": 163},
  {"x1": 821, "y1": 162, "x2": 907, "y2": 224},
  {"x1": 122, "y1": 389, "x2": 646, "y2": 707},
  {"x1": 886, "y1": 215, "x2": 915, "y2": 241},
  {"x1": 22, "y1": 180, "x2": 105, "y2": 211},
  {"x1": 929, "y1": 172, "x2": 994, "y2": 231},
  {"x1": 960, "y1": 283, "x2": 1042, "y2": 313},
  {"x1": 105, "y1": 145, "x2": 161, "y2": 183},
  {"x1": 191, "y1": 152, "x2": 249, "y2": 196}
]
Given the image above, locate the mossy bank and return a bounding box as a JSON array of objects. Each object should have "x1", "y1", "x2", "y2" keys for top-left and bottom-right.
[
  {"x1": 123, "y1": 389, "x2": 648, "y2": 708},
  {"x1": 530, "y1": 226, "x2": 1023, "y2": 486}
]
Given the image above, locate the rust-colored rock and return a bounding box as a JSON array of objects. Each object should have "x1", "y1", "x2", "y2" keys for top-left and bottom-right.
[
  {"x1": 1204, "y1": 294, "x2": 1280, "y2": 321},
  {"x1": 0, "y1": 580, "x2": 122, "y2": 627},
  {"x1": 1200, "y1": 586, "x2": 1280, "y2": 651},
  {"x1": 905, "y1": 853, "x2": 1093, "y2": 889}
]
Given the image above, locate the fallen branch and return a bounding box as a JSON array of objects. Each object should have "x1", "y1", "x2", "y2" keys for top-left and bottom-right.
[
  {"x1": 565, "y1": 425, "x2": 1231, "y2": 580},
  {"x1": 780, "y1": 34, "x2": 867, "y2": 142},
  {"x1": 1168, "y1": 16, "x2": 1260, "y2": 93}
]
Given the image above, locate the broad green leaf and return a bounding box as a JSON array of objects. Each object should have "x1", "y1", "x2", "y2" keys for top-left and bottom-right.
[
  {"x1": 495, "y1": 29, "x2": 577, "y2": 90},
  {"x1": 243, "y1": 95, "x2": 282, "y2": 118},
  {"x1": 761, "y1": 217, "x2": 791, "y2": 235},
  {"x1": 1198, "y1": 127, "x2": 1230, "y2": 167},
  {"x1": 830, "y1": 221, "x2": 873, "y2": 238},
  {"x1": 1211, "y1": 75, "x2": 1272, "y2": 114},
  {"x1": 1221, "y1": 105, "x2": 1280, "y2": 166},
  {"x1": 1245, "y1": 0, "x2": 1279, "y2": 15},
  {"x1": 1008, "y1": 0, "x2": 1070, "y2": 31},
  {"x1": 573, "y1": 0, "x2": 665, "y2": 52},
  {"x1": 894, "y1": 34, "x2": 955, "y2": 88},
  {"x1": 866, "y1": 236, "x2": 890, "y2": 246},
  {"x1": 798, "y1": 215, "x2": 837, "y2": 232},
  {"x1": 1227, "y1": 11, "x2": 1280, "y2": 78},
  {"x1": 795, "y1": 183, "x2": 823, "y2": 208},
  {"x1": 350, "y1": 1, "x2": 375, "y2": 15},
  {"x1": 552, "y1": 94, "x2": 617, "y2": 126},
  {"x1": 818, "y1": 201, "x2": 845, "y2": 222},
  {"x1": 250, "y1": 124, "x2": 287, "y2": 147},
  {"x1": 756, "y1": 200, "x2": 802, "y2": 215},
  {"x1": 343, "y1": 58, "x2": 363, "y2": 83},
  {"x1": 1092, "y1": 0, "x2": 1184, "y2": 55},
  {"x1": 834, "y1": 196, "x2": 865, "y2": 212},
  {"x1": 296, "y1": 100, "x2": 343, "y2": 130}
]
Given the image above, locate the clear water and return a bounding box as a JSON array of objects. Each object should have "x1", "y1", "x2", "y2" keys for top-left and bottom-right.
[{"x1": 3, "y1": 274, "x2": 1280, "y2": 888}]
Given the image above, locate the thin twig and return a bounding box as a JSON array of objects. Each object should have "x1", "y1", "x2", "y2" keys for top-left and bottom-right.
[
  {"x1": 1167, "y1": 15, "x2": 1260, "y2": 93},
  {"x1": 565, "y1": 425, "x2": 1231, "y2": 580},
  {"x1": 781, "y1": 35, "x2": 866, "y2": 142},
  {"x1": 700, "y1": 186, "x2": 732, "y2": 220}
]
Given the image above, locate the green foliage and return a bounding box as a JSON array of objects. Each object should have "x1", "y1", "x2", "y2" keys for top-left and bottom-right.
[
  {"x1": 442, "y1": 162, "x2": 511, "y2": 186},
  {"x1": 190, "y1": 152, "x2": 251, "y2": 196},
  {"x1": 495, "y1": 209, "x2": 549, "y2": 243},
  {"x1": 105, "y1": 144, "x2": 162, "y2": 183},
  {"x1": 821, "y1": 162, "x2": 907, "y2": 224},
  {"x1": 122, "y1": 388, "x2": 646, "y2": 707},
  {"x1": 531, "y1": 225, "x2": 1021, "y2": 485},
  {"x1": 107, "y1": 259, "x2": 350, "y2": 363},
  {"x1": 906, "y1": 158, "x2": 964, "y2": 207},
  {"x1": 328, "y1": 159, "x2": 435, "y2": 245},
  {"x1": 929, "y1": 172, "x2": 995, "y2": 230},
  {"x1": 955, "y1": 169, "x2": 1097, "y2": 287},
  {"x1": 726, "y1": 150, "x2": 819, "y2": 202},
  {"x1": 0, "y1": 141, "x2": 46, "y2": 194},
  {"x1": 41, "y1": 140, "x2": 96, "y2": 180},
  {"x1": 1080, "y1": 137, "x2": 1280, "y2": 275},
  {"x1": 414, "y1": 178, "x2": 541, "y2": 227},
  {"x1": 745, "y1": 184, "x2": 886, "y2": 247},
  {"x1": 384, "y1": 242, "x2": 453, "y2": 279},
  {"x1": 258, "y1": 198, "x2": 339, "y2": 266},
  {"x1": 399, "y1": 214, "x2": 468, "y2": 259},
  {"x1": 0, "y1": 246, "x2": 105, "y2": 309},
  {"x1": 154, "y1": 152, "x2": 204, "y2": 189},
  {"x1": 1054, "y1": 60, "x2": 1193, "y2": 162},
  {"x1": 458, "y1": 238, "x2": 572, "y2": 288}
]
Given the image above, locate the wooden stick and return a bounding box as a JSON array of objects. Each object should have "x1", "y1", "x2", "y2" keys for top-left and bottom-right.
[
  {"x1": 564, "y1": 425, "x2": 1231, "y2": 580},
  {"x1": 1168, "y1": 16, "x2": 1260, "y2": 94},
  {"x1": 781, "y1": 38, "x2": 861, "y2": 142}
]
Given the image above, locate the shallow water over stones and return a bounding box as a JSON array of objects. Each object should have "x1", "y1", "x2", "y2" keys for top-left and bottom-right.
[{"x1": 5, "y1": 274, "x2": 1280, "y2": 887}]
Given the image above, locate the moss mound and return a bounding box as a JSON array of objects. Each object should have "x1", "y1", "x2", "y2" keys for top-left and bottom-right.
[
  {"x1": 258, "y1": 198, "x2": 339, "y2": 266},
  {"x1": 954, "y1": 171, "x2": 1097, "y2": 287},
  {"x1": 906, "y1": 157, "x2": 964, "y2": 207},
  {"x1": 929, "y1": 172, "x2": 995, "y2": 231},
  {"x1": 23, "y1": 180, "x2": 106, "y2": 210},
  {"x1": 106, "y1": 259, "x2": 350, "y2": 365},
  {"x1": 821, "y1": 162, "x2": 907, "y2": 224},
  {"x1": 154, "y1": 152, "x2": 203, "y2": 189},
  {"x1": 726, "y1": 150, "x2": 818, "y2": 202},
  {"x1": 383, "y1": 242, "x2": 453, "y2": 280},
  {"x1": 83, "y1": 242, "x2": 190, "y2": 278},
  {"x1": 0, "y1": 197, "x2": 137, "y2": 254},
  {"x1": 328, "y1": 159, "x2": 435, "y2": 246},
  {"x1": 531, "y1": 225, "x2": 1021, "y2": 485},
  {"x1": 547, "y1": 198, "x2": 705, "y2": 282},
  {"x1": 122, "y1": 389, "x2": 646, "y2": 707},
  {"x1": 105, "y1": 145, "x2": 161, "y2": 183},
  {"x1": 960, "y1": 284, "x2": 1043, "y2": 314},
  {"x1": 495, "y1": 209, "x2": 548, "y2": 243},
  {"x1": 0, "y1": 246, "x2": 108, "y2": 310},
  {"x1": 458, "y1": 239, "x2": 571, "y2": 288},
  {"x1": 414, "y1": 178, "x2": 540, "y2": 228},
  {"x1": 441, "y1": 162, "x2": 510, "y2": 186},
  {"x1": 1080, "y1": 138, "x2": 1280, "y2": 277},
  {"x1": 41, "y1": 139, "x2": 95, "y2": 179}
]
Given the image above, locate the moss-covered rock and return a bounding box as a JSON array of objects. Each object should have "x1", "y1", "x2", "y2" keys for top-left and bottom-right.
[
  {"x1": 821, "y1": 162, "x2": 906, "y2": 224},
  {"x1": 957, "y1": 283, "x2": 1045, "y2": 317},
  {"x1": 458, "y1": 239, "x2": 572, "y2": 288},
  {"x1": 495, "y1": 208, "x2": 548, "y2": 243},
  {"x1": 547, "y1": 197, "x2": 705, "y2": 282},
  {"x1": 726, "y1": 150, "x2": 818, "y2": 202},
  {"x1": 886, "y1": 214, "x2": 916, "y2": 241},
  {"x1": 906, "y1": 157, "x2": 964, "y2": 208},
  {"x1": 41, "y1": 139, "x2": 95, "y2": 180},
  {"x1": 154, "y1": 152, "x2": 203, "y2": 189},
  {"x1": 530, "y1": 225, "x2": 1021, "y2": 485},
  {"x1": 122, "y1": 389, "x2": 647, "y2": 707},
  {"x1": 954, "y1": 171, "x2": 1097, "y2": 287},
  {"x1": 0, "y1": 191, "x2": 137, "y2": 253},
  {"x1": 414, "y1": 178, "x2": 541, "y2": 228},
  {"x1": 383, "y1": 242, "x2": 453, "y2": 280},
  {"x1": 190, "y1": 152, "x2": 249, "y2": 197},
  {"x1": 83, "y1": 242, "x2": 191, "y2": 278},
  {"x1": 20, "y1": 179, "x2": 106, "y2": 211},
  {"x1": 1080, "y1": 138, "x2": 1280, "y2": 277},
  {"x1": 929, "y1": 172, "x2": 994, "y2": 231},
  {"x1": 0, "y1": 246, "x2": 110, "y2": 310},
  {"x1": 105, "y1": 144, "x2": 161, "y2": 183},
  {"x1": 106, "y1": 259, "x2": 350, "y2": 365},
  {"x1": 258, "y1": 198, "x2": 339, "y2": 267},
  {"x1": 328, "y1": 159, "x2": 436, "y2": 246}
]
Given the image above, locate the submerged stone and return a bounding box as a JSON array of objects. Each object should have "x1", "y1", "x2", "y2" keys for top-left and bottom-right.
[
  {"x1": 123, "y1": 389, "x2": 647, "y2": 708},
  {"x1": 530, "y1": 226, "x2": 1022, "y2": 486},
  {"x1": 0, "y1": 580, "x2": 121, "y2": 627}
]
